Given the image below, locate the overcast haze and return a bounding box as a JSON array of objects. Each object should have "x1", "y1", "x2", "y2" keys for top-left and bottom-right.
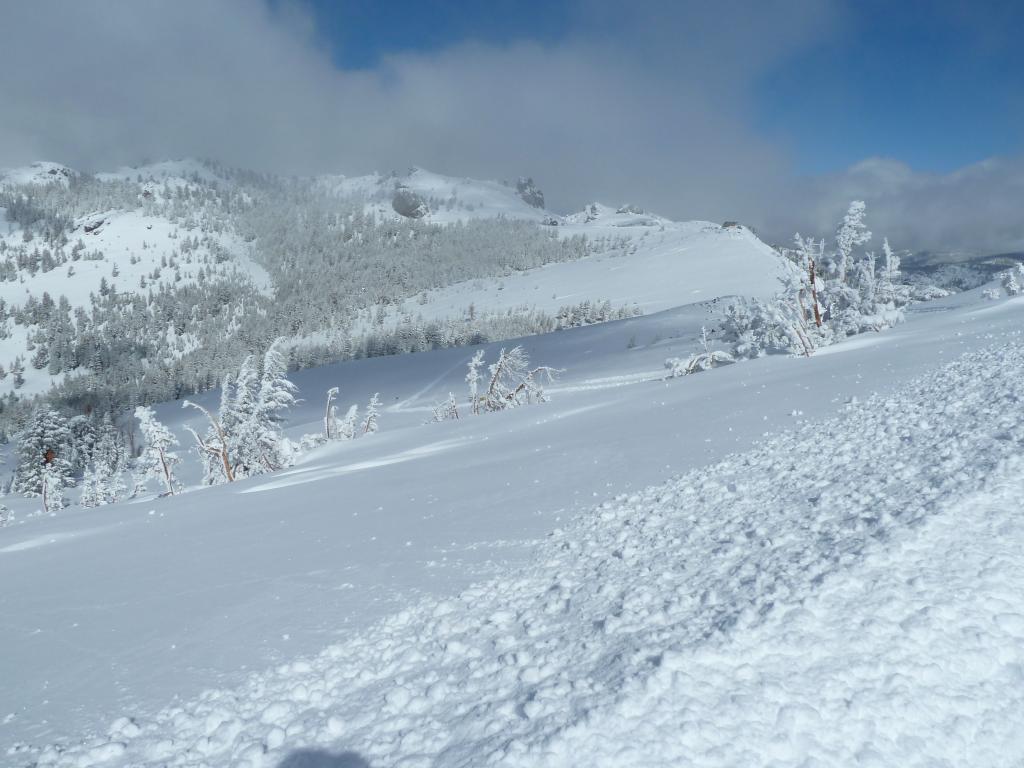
[{"x1": 1, "y1": 0, "x2": 1022, "y2": 252}]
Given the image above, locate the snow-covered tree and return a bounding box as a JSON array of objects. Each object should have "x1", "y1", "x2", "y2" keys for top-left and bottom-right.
[
  {"x1": 362, "y1": 393, "x2": 381, "y2": 435},
  {"x1": 834, "y1": 200, "x2": 872, "y2": 283},
  {"x1": 14, "y1": 407, "x2": 73, "y2": 498},
  {"x1": 41, "y1": 462, "x2": 67, "y2": 513},
  {"x1": 723, "y1": 296, "x2": 815, "y2": 359},
  {"x1": 338, "y1": 404, "x2": 359, "y2": 440},
  {"x1": 183, "y1": 341, "x2": 297, "y2": 482},
  {"x1": 470, "y1": 346, "x2": 559, "y2": 413},
  {"x1": 67, "y1": 414, "x2": 98, "y2": 475},
  {"x1": 324, "y1": 387, "x2": 339, "y2": 439},
  {"x1": 222, "y1": 356, "x2": 258, "y2": 471},
  {"x1": 80, "y1": 418, "x2": 127, "y2": 507},
  {"x1": 134, "y1": 406, "x2": 181, "y2": 497},
  {"x1": 791, "y1": 234, "x2": 825, "y2": 327},
  {"x1": 1002, "y1": 264, "x2": 1024, "y2": 296},
  {"x1": 247, "y1": 339, "x2": 298, "y2": 471},
  {"x1": 466, "y1": 350, "x2": 485, "y2": 415},
  {"x1": 183, "y1": 399, "x2": 234, "y2": 485},
  {"x1": 881, "y1": 237, "x2": 900, "y2": 296}
]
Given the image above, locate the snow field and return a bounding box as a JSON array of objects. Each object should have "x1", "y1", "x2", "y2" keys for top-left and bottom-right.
[{"x1": 17, "y1": 337, "x2": 1024, "y2": 767}]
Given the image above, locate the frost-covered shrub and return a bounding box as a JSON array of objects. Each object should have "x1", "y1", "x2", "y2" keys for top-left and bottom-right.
[
  {"x1": 555, "y1": 299, "x2": 640, "y2": 329},
  {"x1": 722, "y1": 297, "x2": 813, "y2": 358},
  {"x1": 431, "y1": 392, "x2": 460, "y2": 422},
  {"x1": 665, "y1": 327, "x2": 736, "y2": 376},
  {"x1": 467, "y1": 346, "x2": 560, "y2": 414}
]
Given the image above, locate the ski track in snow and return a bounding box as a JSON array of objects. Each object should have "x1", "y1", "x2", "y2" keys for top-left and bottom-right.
[
  {"x1": 12, "y1": 341, "x2": 1024, "y2": 767},
  {"x1": 239, "y1": 439, "x2": 472, "y2": 494}
]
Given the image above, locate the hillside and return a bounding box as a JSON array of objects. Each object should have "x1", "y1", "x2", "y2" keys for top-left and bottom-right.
[
  {"x1": 0, "y1": 160, "x2": 787, "y2": 415},
  {"x1": 2, "y1": 282, "x2": 1022, "y2": 765}
]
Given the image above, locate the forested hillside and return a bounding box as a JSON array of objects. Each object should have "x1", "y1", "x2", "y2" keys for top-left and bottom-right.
[{"x1": 0, "y1": 160, "x2": 785, "y2": 433}]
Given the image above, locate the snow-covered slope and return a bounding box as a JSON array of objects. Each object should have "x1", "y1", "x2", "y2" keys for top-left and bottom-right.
[
  {"x1": 3, "y1": 284, "x2": 1023, "y2": 765},
  {"x1": 0, "y1": 160, "x2": 789, "y2": 400},
  {"x1": 0, "y1": 161, "x2": 271, "y2": 395},
  {"x1": 0, "y1": 161, "x2": 77, "y2": 187},
  {"x1": 398, "y1": 221, "x2": 785, "y2": 322}
]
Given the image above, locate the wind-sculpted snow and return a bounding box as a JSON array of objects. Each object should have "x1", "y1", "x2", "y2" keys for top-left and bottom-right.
[{"x1": 15, "y1": 340, "x2": 1024, "y2": 767}]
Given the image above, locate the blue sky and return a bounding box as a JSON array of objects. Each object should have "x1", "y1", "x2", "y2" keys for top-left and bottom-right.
[
  {"x1": 754, "y1": 0, "x2": 1024, "y2": 173},
  {"x1": 300, "y1": 0, "x2": 1024, "y2": 174}
]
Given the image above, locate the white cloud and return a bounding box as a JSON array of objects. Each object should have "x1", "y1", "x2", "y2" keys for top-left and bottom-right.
[
  {"x1": 767, "y1": 156, "x2": 1024, "y2": 253},
  {"x1": 0, "y1": 0, "x2": 1021, "y2": 253}
]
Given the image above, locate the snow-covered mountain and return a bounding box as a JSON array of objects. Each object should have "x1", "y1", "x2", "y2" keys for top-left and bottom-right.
[
  {"x1": 2, "y1": 156, "x2": 1024, "y2": 766},
  {"x1": 0, "y1": 159, "x2": 788, "y2": 406}
]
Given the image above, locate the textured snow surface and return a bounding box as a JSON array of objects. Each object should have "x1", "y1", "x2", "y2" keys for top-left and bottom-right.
[{"x1": 12, "y1": 336, "x2": 1024, "y2": 767}]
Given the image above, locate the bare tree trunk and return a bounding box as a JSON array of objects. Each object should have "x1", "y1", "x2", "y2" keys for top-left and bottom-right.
[
  {"x1": 809, "y1": 260, "x2": 822, "y2": 328},
  {"x1": 183, "y1": 402, "x2": 235, "y2": 482},
  {"x1": 324, "y1": 389, "x2": 337, "y2": 440},
  {"x1": 158, "y1": 447, "x2": 175, "y2": 496}
]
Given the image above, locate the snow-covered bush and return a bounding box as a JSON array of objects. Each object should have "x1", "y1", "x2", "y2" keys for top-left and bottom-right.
[
  {"x1": 722, "y1": 296, "x2": 814, "y2": 358},
  {"x1": 665, "y1": 327, "x2": 735, "y2": 376},
  {"x1": 431, "y1": 392, "x2": 460, "y2": 422}
]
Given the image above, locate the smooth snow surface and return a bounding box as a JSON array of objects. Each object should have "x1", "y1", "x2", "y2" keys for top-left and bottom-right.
[{"x1": 3, "y1": 291, "x2": 1024, "y2": 767}]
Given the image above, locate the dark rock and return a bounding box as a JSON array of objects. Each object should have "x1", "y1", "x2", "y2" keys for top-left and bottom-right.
[
  {"x1": 391, "y1": 186, "x2": 429, "y2": 219},
  {"x1": 516, "y1": 177, "x2": 545, "y2": 209}
]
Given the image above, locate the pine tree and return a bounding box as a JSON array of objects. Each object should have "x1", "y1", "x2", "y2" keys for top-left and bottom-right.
[
  {"x1": 362, "y1": 393, "x2": 381, "y2": 434},
  {"x1": 225, "y1": 357, "x2": 260, "y2": 478},
  {"x1": 41, "y1": 462, "x2": 67, "y2": 513},
  {"x1": 81, "y1": 415, "x2": 127, "y2": 506},
  {"x1": 338, "y1": 404, "x2": 359, "y2": 440},
  {"x1": 79, "y1": 465, "x2": 103, "y2": 508},
  {"x1": 250, "y1": 339, "x2": 298, "y2": 470},
  {"x1": 834, "y1": 200, "x2": 872, "y2": 283},
  {"x1": 134, "y1": 406, "x2": 181, "y2": 497},
  {"x1": 68, "y1": 414, "x2": 98, "y2": 475},
  {"x1": 14, "y1": 407, "x2": 73, "y2": 498},
  {"x1": 466, "y1": 349, "x2": 485, "y2": 414}
]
